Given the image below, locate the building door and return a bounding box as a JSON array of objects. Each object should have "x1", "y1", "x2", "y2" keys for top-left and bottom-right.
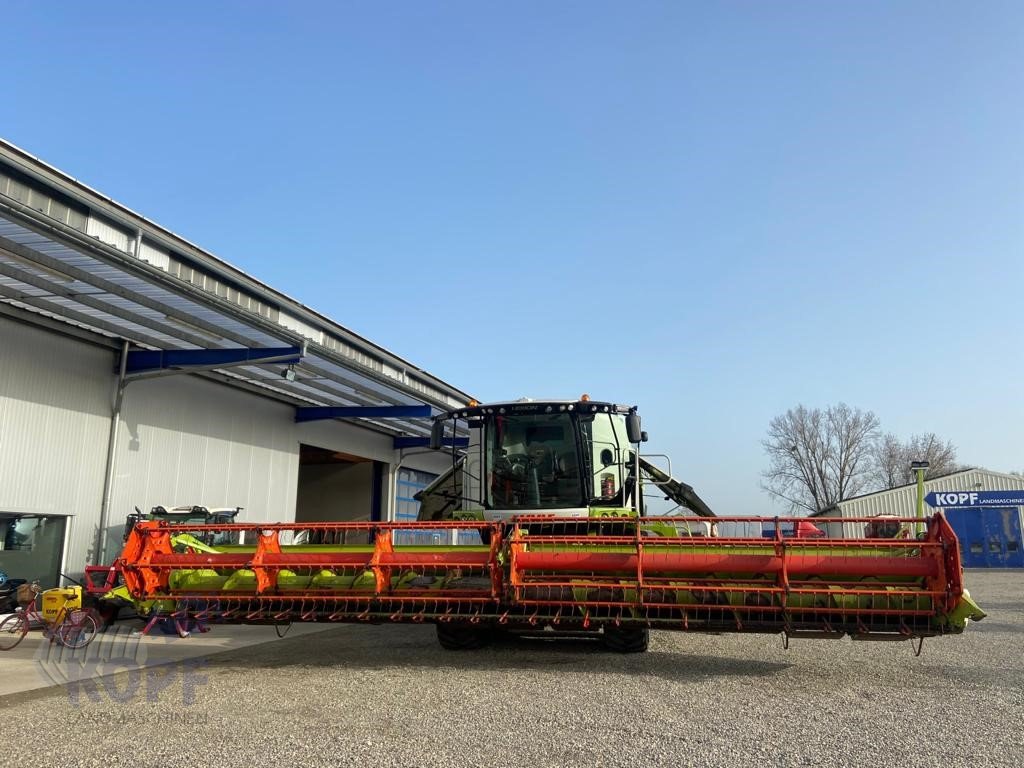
[
  {"x1": 946, "y1": 508, "x2": 986, "y2": 567},
  {"x1": 946, "y1": 507, "x2": 1024, "y2": 568},
  {"x1": 295, "y1": 444, "x2": 377, "y2": 524},
  {"x1": 981, "y1": 507, "x2": 1024, "y2": 568}
]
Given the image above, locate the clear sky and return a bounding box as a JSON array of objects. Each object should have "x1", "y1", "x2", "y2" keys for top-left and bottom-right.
[{"x1": 3, "y1": 2, "x2": 1021, "y2": 514}]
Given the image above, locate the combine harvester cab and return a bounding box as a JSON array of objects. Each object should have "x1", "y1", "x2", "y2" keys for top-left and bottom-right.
[
  {"x1": 113, "y1": 398, "x2": 985, "y2": 652},
  {"x1": 417, "y1": 397, "x2": 716, "y2": 527}
]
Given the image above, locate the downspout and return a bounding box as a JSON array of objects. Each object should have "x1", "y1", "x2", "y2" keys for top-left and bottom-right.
[
  {"x1": 915, "y1": 466, "x2": 926, "y2": 538},
  {"x1": 95, "y1": 339, "x2": 130, "y2": 565}
]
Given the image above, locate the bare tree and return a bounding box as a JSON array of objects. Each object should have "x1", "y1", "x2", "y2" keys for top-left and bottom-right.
[
  {"x1": 872, "y1": 433, "x2": 905, "y2": 490},
  {"x1": 761, "y1": 404, "x2": 881, "y2": 514},
  {"x1": 871, "y1": 432, "x2": 961, "y2": 489}
]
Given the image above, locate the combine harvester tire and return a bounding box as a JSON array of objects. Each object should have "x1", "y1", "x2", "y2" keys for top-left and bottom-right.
[
  {"x1": 602, "y1": 625, "x2": 649, "y2": 653},
  {"x1": 436, "y1": 622, "x2": 491, "y2": 650}
]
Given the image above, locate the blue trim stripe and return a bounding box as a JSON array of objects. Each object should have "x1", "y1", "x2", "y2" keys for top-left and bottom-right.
[
  {"x1": 125, "y1": 346, "x2": 302, "y2": 373},
  {"x1": 296, "y1": 405, "x2": 431, "y2": 423}
]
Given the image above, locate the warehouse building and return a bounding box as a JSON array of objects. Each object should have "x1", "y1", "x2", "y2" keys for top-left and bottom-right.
[
  {"x1": 812, "y1": 468, "x2": 1024, "y2": 567},
  {"x1": 0, "y1": 139, "x2": 470, "y2": 588}
]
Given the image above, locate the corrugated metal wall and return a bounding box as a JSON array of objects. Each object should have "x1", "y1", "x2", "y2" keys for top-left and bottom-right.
[
  {"x1": 0, "y1": 320, "x2": 303, "y2": 574},
  {"x1": 137, "y1": 241, "x2": 171, "y2": 270},
  {"x1": 110, "y1": 379, "x2": 453, "y2": 542},
  {"x1": 821, "y1": 470, "x2": 1024, "y2": 538},
  {"x1": 0, "y1": 319, "x2": 111, "y2": 568},
  {"x1": 85, "y1": 213, "x2": 132, "y2": 252},
  {"x1": 1, "y1": 317, "x2": 464, "y2": 579},
  {"x1": 109, "y1": 374, "x2": 300, "y2": 540}
]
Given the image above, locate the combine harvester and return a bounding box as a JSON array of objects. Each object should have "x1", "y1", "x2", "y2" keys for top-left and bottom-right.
[{"x1": 113, "y1": 398, "x2": 985, "y2": 652}]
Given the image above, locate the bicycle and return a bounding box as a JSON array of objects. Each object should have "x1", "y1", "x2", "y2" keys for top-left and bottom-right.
[{"x1": 0, "y1": 581, "x2": 99, "y2": 651}]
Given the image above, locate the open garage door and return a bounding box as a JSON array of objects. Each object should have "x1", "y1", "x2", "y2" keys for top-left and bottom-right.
[{"x1": 295, "y1": 444, "x2": 384, "y2": 526}]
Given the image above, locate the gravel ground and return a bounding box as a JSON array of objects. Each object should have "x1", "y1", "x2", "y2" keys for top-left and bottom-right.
[{"x1": 1, "y1": 570, "x2": 1020, "y2": 768}]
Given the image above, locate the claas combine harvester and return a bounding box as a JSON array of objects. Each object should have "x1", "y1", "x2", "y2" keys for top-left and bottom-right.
[{"x1": 113, "y1": 398, "x2": 984, "y2": 652}]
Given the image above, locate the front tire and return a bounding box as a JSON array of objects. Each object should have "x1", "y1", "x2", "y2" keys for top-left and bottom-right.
[
  {"x1": 436, "y1": 622, "x2": 490, "y2": 650},
  {"x1": 56, "y1": 610, "x2": 99, "y2": 649},
  {"x1": 602, "y1": 624, "x2": 649, "y2": 653},
  {"x1": 0, "y1": 613, "x2": 28, "y2": 651}
]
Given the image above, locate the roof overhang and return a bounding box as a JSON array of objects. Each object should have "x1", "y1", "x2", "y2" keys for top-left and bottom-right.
[{"x1": 0, "y1": 139, "x2": 472, "y2": 443}]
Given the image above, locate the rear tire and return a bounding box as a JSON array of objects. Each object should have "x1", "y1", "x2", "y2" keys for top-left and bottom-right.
[
  {"x1": 56, "y1": 610, "x2": 99, "y2": 649},
  {"x1": 0, "y1": 613, "x2": 28, "y2": 651},
  {"x1": 436, "y1": 622, "x2": 490, "y2": 650},
  {"x1": 602, "y1": 624, "x2": 649, "y2": 653}
]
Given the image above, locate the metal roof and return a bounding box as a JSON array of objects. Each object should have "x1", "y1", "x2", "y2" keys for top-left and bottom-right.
[
  {"x1": 0, "y1": 139, "x2": 473, "y2": 442},
  {"x1": 811, "y1": 468, "x2": 1024, "y2": 519}
]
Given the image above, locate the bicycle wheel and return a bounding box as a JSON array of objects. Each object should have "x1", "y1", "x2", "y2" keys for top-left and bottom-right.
[
  {"x1": 0, "y1": 612, "x2": 28, "y2": 651},
  {"x1": 56, "y1": 610, "x2": 99, "y2": 649}
]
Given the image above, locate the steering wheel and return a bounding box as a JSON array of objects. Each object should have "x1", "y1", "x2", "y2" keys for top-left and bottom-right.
[{"x1": 495, "y1": 454, "x2": 531, "y2": 479}]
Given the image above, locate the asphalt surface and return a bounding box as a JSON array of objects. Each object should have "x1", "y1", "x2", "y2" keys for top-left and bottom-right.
[{"x1": 1, "y1": 570, "x2": 1020, "y2": 768}]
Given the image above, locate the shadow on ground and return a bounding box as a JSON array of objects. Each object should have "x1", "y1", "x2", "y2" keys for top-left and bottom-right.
[{"x1": 198, "y1": 623, "x2": 795, "y2": 685}]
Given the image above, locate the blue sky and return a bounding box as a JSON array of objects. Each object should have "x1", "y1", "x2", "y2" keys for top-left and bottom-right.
[{"x1": 4, "y1": 2, "x2": 1022, "y2": 514}]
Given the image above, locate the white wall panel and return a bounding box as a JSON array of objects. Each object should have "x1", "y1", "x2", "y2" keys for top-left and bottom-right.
[
  {"x1": 296, "y1": 419, "x2": 395, "y2": 462},
  {"x1": 278, "y1": 310, "x2": 324, "y2": 344},
  {"x1": 110, "y1": 374, "x2": 300, "y2": 539},
  {"x1": 138, "y1": 241, "x2": 170, "y2": 270},
  {"x1": 85, "y1": 214, "x2": 131, "y2": 252},
  {"x1": 1, "y1": 318, "x2": 462, "y2": 572},
  {"x1": 0, "y1": 319, "x2": 111, "y2": 571}
]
